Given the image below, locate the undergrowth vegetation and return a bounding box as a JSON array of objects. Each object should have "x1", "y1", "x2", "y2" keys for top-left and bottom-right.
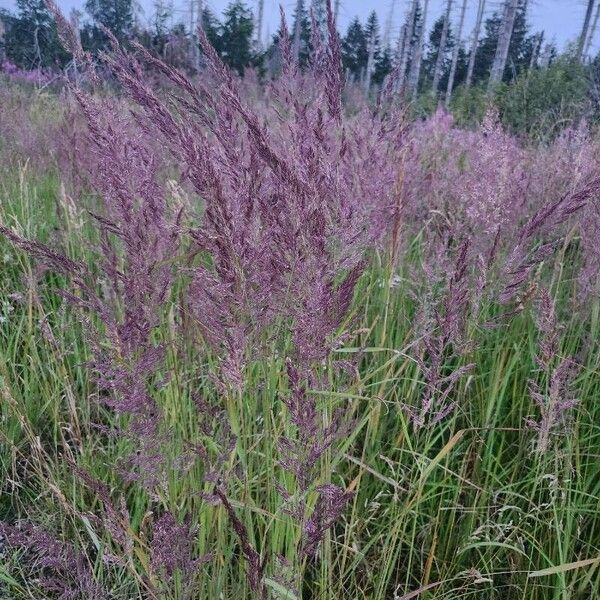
[{"x1": 0, "y1": 4, "x2": 599, "y2": 599}]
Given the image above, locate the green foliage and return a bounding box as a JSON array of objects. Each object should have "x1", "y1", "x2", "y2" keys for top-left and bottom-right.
[
  {"x1": 1, "y1": 161, "x2": 599, "y2": 599},
  {"x1": 342, "y1": 17, "x2": 367, "y2": 81},
  {"x1": 200, "y1": 7, "x2": 222, "y2": 55},
  {"x1": 409, "y1": 87, "x2": 441, "y2": 120},
  {"x1": 495, "y1": 55, "x2": 591, "y2": 137},
  {"x1": 220, "y1": 1, "x2": 256, "y2": 75},
  {"x1": 441, "y1": 56, "x2": 591, "y2": 137},
  {"x1": 366, "y1": 10, "x2": 392, "y2": 86},
  {"x1": 1, "y1": 0, "x2": 69, "y2": 69},
  {"x1": 447, "y1": 82, "x2": 491, "y2": 127},
  {"x1": 341, "y1": 11, "x2": 392, "y2": 87},
  {"x1": 1, "y1": 0, "x2": 599, "y2": 139},
  {"x1": 373, "y1": 46, "x2": 393, "y2": 86},
  {"x1": 291, "y1": 0, "x2": 311, "y2": 68},
  {"x1": 422, "y1": 14, "x2": 456, "y2": 91},
  {"x1": 469, "y1": 0, "x2": 541, "y2": 86},
  {"x1": 83, "y1": 0, "x2": 134, "y2": 51}
]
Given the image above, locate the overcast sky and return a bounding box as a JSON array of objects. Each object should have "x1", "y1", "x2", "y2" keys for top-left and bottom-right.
[{"x1": 1, "y1": 0, "x2": 598, "y2": 55}]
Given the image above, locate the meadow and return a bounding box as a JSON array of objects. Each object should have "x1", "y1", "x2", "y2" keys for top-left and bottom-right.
[{"x1": 0, "y1": 17, "x2": 599, "y2": 600}]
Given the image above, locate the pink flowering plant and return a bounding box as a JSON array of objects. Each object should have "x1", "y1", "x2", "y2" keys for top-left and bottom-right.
[{"x1": 0, "y1": 1, "x2": 599, "y2": 598}]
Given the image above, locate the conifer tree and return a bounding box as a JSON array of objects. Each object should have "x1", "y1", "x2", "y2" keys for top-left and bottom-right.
[
  {"x1": 489, "y1": 0, "x2": 518, "y2": 86},
  {"x1": 364, "y1": 10, "x2": 380, "y2": 90},
  {"x1": 292, "y1": 0, "x2": 311, "y2": 67},
  {"x1": 2, "y1": 0, "x2": 68, "y2": 67},
  {"x1": 84, "y1": 0, "x2": 134, "y2": 48},
  {"x1": 432, "y1": 0, "x2": 453, "y2": 93},
  {"x1": 220, "y1": 0, "x2": 255, "y2": 74},
  {"x1": 200, "y1": 7, "x2": 222, "y2": 53},
  {"x1": 471, "y1": 0, "x2": 532, "y2": 85},
  {"x1": 423, "y1": 14, "x2": 455, "y2": 92},
  {"x1": 342, "y1": 17, "x2": 367, "y2": 81},
  {"x1": 374, "y1": 44, "x2": 393, "y2": 86}
]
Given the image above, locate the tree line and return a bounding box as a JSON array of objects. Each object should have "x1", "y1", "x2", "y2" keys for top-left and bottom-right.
[{"x1": 1, "y1": 0, "x2": 599, "y2": 132}]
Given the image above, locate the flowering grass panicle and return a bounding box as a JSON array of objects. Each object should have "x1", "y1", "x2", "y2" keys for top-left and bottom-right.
[
  {"x1": 527, "y1": 289, "x2": 579, "y2": 454},
  {"x1": 0, "y1": 521, "x2": 108, "y2": 599},
  {"x1": 0, "y1": 1, "x2": 599, "y2": 598}
]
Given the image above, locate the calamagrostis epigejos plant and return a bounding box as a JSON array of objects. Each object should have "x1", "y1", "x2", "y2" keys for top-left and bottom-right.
[
  {"x1": 2, "y1": 0, "x2": 599, "y2": 597},
  {"x1": 0, "y1": 78, "x2": 209, "y2": 599},
  {"x1": 98, "y1": 5, "x2": 403, "y2": 594},
  {"x1": 408, "y1": 239, "x2": 476, "y2": 429},
  {"x1": 2, "y1": 0, "x2": 405, "y2": 596},
  {"x1": 498, "y1": 176, "x2": 600, "y2": 311},
  {"x1": 0, "y1": 520, "x2": 107, "y2": 598},
  {"x1": 527, "y1": 289, "x2": 579, "y2": 454}
]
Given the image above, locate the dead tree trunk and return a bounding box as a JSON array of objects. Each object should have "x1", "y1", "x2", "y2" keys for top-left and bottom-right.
[
  {"x1": 256, "y1": 0, "x2": 264, "y2": 50},
  {"x1": 187, "y1": 0, "x2": 203, "y2": 68},
  {"x1": 465, "y1": 0, "x2": 485, "y2": 87},
  {"x1": 398, "y1": 1, "x2": 419, "y2": 93},
  {"x1": 393, "y1": 22, "x2": 408, "y2": 92},
  {"x1": 528, "y1": 31, "x2": 542, "y2": 73},
  {"x1": 293, "y1": 0, "x2": 303, "y2": 62},
  {"x1": 584, "y1": 0, "x2": 600, "y2": 59},
  {"x1": 489, "y1": 0, "x2": 518, "y2": 88},
  {"x1": 445, "y1": 0, "x2": 467, "y2": 106},
  {"x1": 383, "y1": 0, "x2": 397, "y2": 50},
  {"x1": 432, "y1": 0, "x2": 453, "y2": 94},
  {"x1": 539, "y1": 42, "x2": 552, "y2": 68},
  {"x1": 365, "y1": 26, "x2": 376, "y2": 91},
  {"x1": 409, "y1": 0, "x2": 430, "y2": 99},
  {"x1": 393, "y1": 9, "x2": 411, "y2": 94},
  {"x1": 578, "y1": 0, "x2": 596, "y2": 61}
]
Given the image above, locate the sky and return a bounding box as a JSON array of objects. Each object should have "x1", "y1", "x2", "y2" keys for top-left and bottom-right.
[{"x1": 1, "y1": 0, "x2": 598, "y2": 56}]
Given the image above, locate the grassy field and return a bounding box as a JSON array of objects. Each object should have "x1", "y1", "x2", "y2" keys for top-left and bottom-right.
[
  {"x1": 0, "y1": 159, "x2": 599, "y2": 599},
  {"x1": 1, "y1": 1, "x2": 600, "y2": 586}
]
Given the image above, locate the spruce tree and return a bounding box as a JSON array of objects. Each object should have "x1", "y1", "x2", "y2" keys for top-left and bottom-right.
[
  {"x1": 291, "y1": 0, "x2": 311, "y2": 67},
  {"x1": 2, "y1": 0, "x2": 68, "y2": 68},
  {"x1": 364, "y1": 11, "x2": 380, "y2": 89},
  {"x1": 489, "y1": 0, "x2": 519, "y2": 86},
  {"x1": 474, "y1": 0, "x2": 532, "y2": 85},
  {"x1": 471, "y1": 10, "x2": 501, "y2": 83},
  {"x1": 341, "y1": 17, "x2": 367, "y2": 82},
  {"x1": 84, "y1": 0, "x2": 134, "y2": 49},
  {"x1": 503, "y1": 0, "x2": 532, "y2": 79},
  {"x1": 423, "y1": 15, "x2": 455, "y2": 91},
  {"x1": 201, "y1": 7, "x2": 222, "y2": 53},
  {"x1": 220, "y1": 0, "x2": 255, "y2": 75},
  {"x1": 373, "y1": 45, "x2": 393, "y2": 86}
]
